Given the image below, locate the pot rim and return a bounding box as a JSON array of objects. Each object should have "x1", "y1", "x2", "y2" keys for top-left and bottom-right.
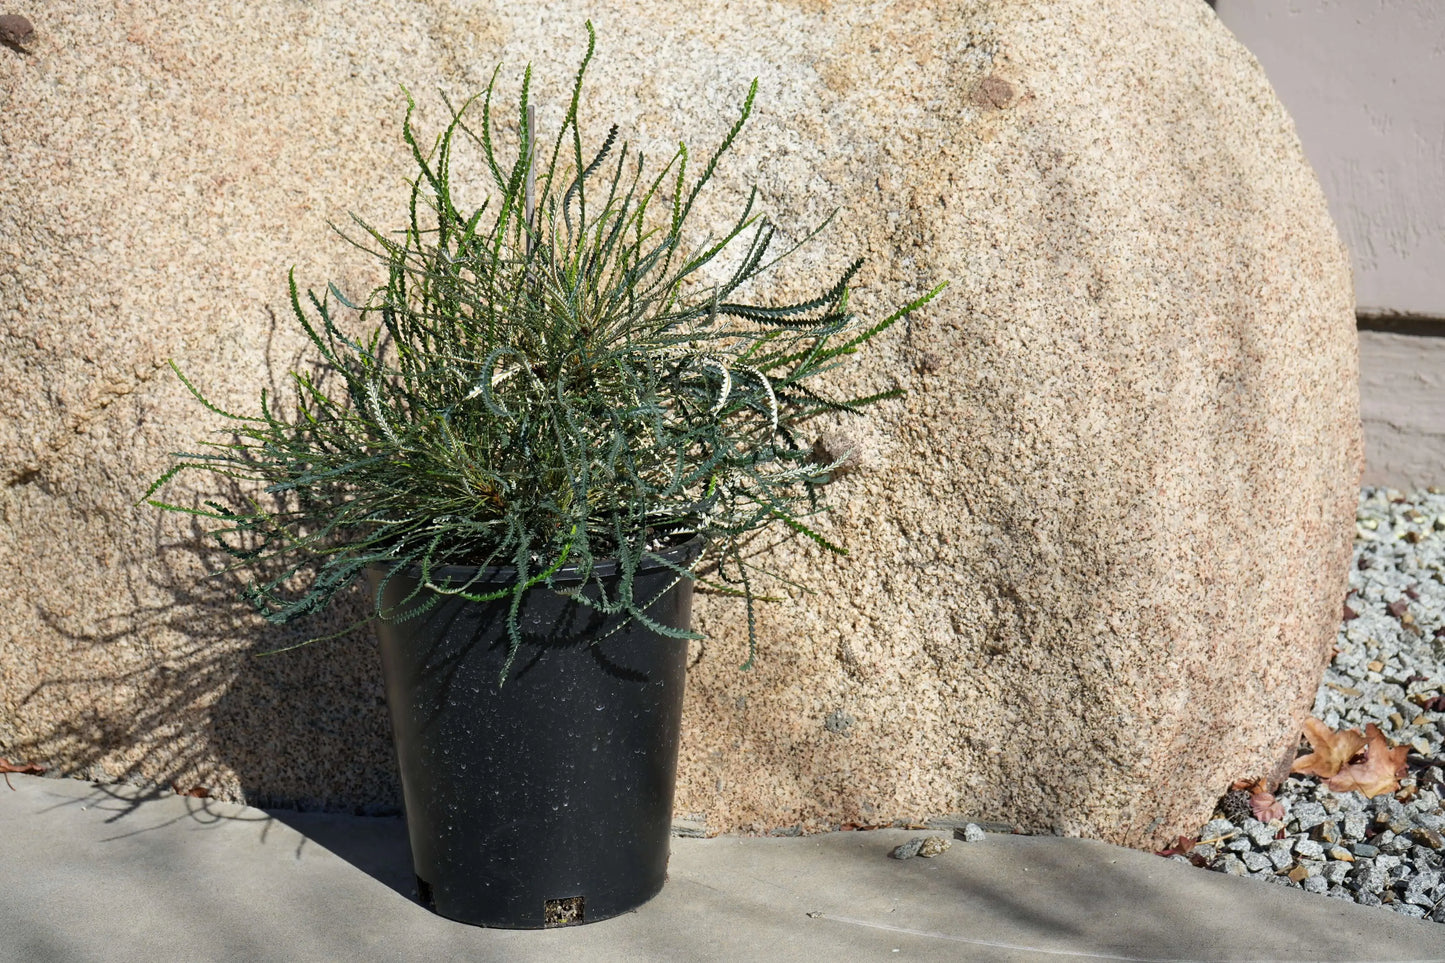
[{"x1": 366, "y1": 532, "x2": 705, "y2": 587}]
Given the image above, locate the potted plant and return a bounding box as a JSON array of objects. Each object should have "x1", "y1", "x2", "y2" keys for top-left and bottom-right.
[{"x1": 146, "y1": 24, "x2": 944, "y2": 929}]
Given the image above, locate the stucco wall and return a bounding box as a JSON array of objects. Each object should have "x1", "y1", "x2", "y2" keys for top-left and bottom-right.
[
  {"x1": 1216, "y1": 1, "x2": 1445, "y2": 489},
  {"x1": 1214, "y1": 1, "x2": 1445, "y2": 320}
]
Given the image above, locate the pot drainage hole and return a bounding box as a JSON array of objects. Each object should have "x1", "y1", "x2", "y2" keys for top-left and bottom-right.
[{"x1": 544, "y1": 896, "x2": 585, "y2": 927}]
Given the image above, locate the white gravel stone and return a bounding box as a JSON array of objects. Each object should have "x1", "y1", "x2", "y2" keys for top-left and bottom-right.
[
  {"x1": 1349, "y1": 862, "x2": 1389, "y2": 895},
  {"x1": 1189, "y1": 488, "x2": 1445, "y2": 926},
  {"x1": 1241, "y1": 851, "x2": 1272, "y2": 873},
  {"x1": 1291, "y1": 802, "x2": 1328, "y2": 832},
  {"x1": 1199, "y1": 818, "x2": 1236, "y2": 839},
  {"x1": 1417, "y1": 812, "x2": 1445, "y2": 833},
  {"x1": 1245, "y1": 820, "x2": 1276, "y2": 849},
  {"x1": 1335, "y1": 793, "x2": 1368, "y2": 814},
  {"x1": 1342, "y1": 812, "x2": 1369, "y2": 841},
  {"x1": 1405, "y1": 871, "x2": 1441, "y2": 907},
  {"x1": 1219, "y1": 855, "x2": 1248, "y2": 877}
]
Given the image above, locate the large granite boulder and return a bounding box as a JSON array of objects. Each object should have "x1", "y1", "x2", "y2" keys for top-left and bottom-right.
[{"x1": 0, "y1": 0, "x2": 1359, "y2": 847}]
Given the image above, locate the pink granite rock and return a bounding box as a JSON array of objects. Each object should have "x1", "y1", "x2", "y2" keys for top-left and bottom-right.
[{"x1": 0, "y1": 0, "x2": 1359, "y2": 847}]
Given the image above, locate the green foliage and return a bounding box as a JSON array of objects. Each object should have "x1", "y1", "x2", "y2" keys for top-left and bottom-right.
[{"x1": 146, "y1": 22, "x2": 945, "y2": 670}]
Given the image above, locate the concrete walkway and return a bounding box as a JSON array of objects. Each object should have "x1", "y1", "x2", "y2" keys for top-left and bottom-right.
[{"x1": 2, "y1": 773, "x2": 1444, "y2": 962}]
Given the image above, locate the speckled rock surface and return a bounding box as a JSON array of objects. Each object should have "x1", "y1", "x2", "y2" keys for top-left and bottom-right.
[{"x1": 0, "y1": 0, "x2": 1359, "y2": 847}]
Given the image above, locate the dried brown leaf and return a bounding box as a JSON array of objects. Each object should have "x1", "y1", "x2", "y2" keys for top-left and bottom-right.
[
  {"x1": 1292, "y1": 718, "x2": 1367, "y2": 780},
  {"x1": 1155, "y1": 836, "x2": 1206, "y2": 866},
  {"x1": 1250, "y1": 791, "x2": 1285, "y2": 823},
  {"x1": 1326, "y1": 724, "x2": 1408, "y2": 799},
  {"x1": 0, "y1": 758, "x2": 46, "y2": 791}
]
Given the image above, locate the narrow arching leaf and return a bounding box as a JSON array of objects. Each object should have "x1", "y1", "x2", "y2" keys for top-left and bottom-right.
[{"x1": 144, "y1": 27, "x2": 942, "y2": 679}]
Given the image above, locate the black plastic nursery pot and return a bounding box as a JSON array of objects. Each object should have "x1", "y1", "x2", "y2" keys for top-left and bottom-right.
[{"x1": 365, "y1": 536, "x2": 702, "y2": 929}]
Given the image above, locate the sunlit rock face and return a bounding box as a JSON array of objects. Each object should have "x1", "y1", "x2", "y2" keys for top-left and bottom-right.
[{"x1": 0, "y1": 0, "x2": 1358, "y2": 847}]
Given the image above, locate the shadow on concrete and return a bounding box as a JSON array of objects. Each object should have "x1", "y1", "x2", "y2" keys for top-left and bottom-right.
[
  {"x1": 263, "y1": 807, "x2": 419, "y2": 903},
  {"x1": 19, "y1": 771, "x2": 421, "y2": 907}
]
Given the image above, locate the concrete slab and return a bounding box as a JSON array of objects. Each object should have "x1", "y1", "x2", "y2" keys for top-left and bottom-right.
[{"x1": 2, "y1": 773, "x2": 1444, "y2": 962}]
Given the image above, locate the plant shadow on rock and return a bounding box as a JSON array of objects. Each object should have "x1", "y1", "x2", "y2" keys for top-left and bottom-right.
[{"x1": 13, "y1": 486, "x2": 404, "y2": 823}]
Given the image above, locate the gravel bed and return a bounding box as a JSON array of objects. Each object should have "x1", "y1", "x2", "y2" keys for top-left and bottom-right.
[{"x1": 1177, "y1": 486, "x2": 1445, "y2": 921}]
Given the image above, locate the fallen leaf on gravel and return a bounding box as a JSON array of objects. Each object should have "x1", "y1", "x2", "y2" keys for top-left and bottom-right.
[
  {"x1": 1292, "y1": 718, "x2": 1367, "y2": 779},
  {"x1": 171, "y1": 783, "x2": 211, "y2": 799},
  {"x1": 1155, "y1": 835, "x2": 1208, "y2": 867},
  {"x1": 1155, "y1": 835, "x2": 1196, "y2": 857},
  {"x1": 1388, "y1": 598, "x2": 1411, "y2": 619},
  {"x1": 1326, "y1": 724, "x2": 1408, "y2": 799},
  {"x1": 1342, "y1": 603, "x2": 1359, "y2": 621},
  {"x1": 1250, "y1": 791, "x2": 1285, "y2": 823},
  {"x1": 1413, "y1": 693, "x2": 1445, "y2": 713}
]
